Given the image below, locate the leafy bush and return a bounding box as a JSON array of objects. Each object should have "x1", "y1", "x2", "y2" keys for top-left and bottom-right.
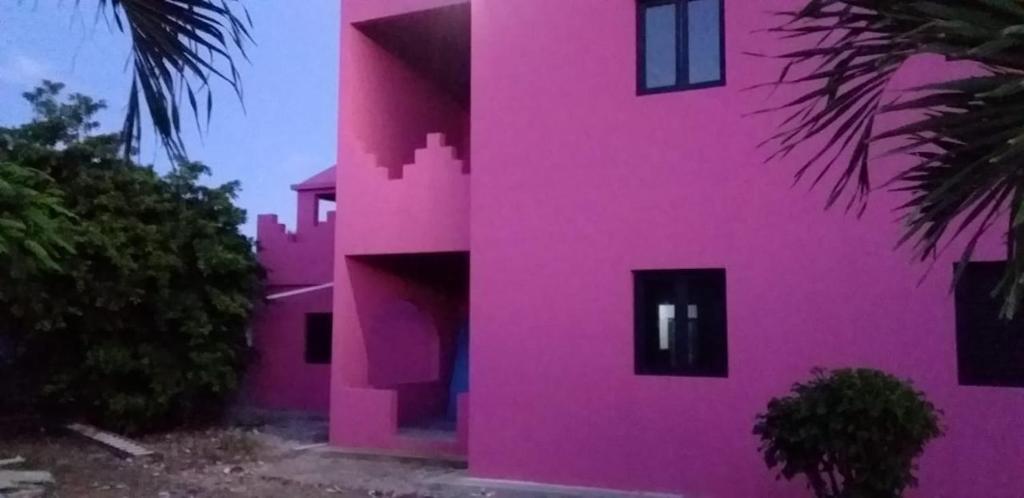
[
  {"x1": 0, "y1": 159, "x2": 76, "y2": 409},
  {"x1": 753, "y1": 368, "x2": 943, "y2": 498},
  {"x1": 0, "y1": 82, "x2": 263, "y2": 432},
  {"x1": 0, "y1": 161, "x2": 75, "y2": 274}
]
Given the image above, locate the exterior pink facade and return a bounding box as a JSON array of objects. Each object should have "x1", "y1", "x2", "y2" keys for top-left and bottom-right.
[
  {"x1": 248, "y1": 167, "x2": 336, "y2": 413},
  {"x1": 329, "y1": 1, "x2": 1024, "y2": 496}
]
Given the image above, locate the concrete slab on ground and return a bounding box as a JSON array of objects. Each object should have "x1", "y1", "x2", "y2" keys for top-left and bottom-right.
[
  {"x1": 257, "y1": 442, "x2": 681, "y2": 498},
  {"x1": 429, "y1": 475, "x2": 683, "y2": 498}
]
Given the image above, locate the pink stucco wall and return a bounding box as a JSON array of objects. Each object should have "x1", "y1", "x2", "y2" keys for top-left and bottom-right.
[
  {"x1": 333, "y1": 0, "x2": 1024, "y2": 496},
  {"x1": 468, "y1": 1, "x2": 1022, "y2": 496},
  {"x1": 331, "y1": 0, "x2": 471, "y2": 458},
  {"x1": 343, "y1": 8, "x2": 469, "y2": 177},
  {"x1": 249, "y1": 175, "x2": 336, "y2": 413},
  {"x1": 341, "y1": 133, "x2": 469, "y2": 256},
  {"x1": 247, "y1": 288, "x2": 332, "y2": 412}
]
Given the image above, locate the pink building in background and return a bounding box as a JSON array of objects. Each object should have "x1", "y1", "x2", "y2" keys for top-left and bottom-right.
[
  {"x1": 254, "y1": 0, "x2": 1024, "y2": 496},
  {"x1": 249, "y1": 166, "x2": 337, "y2": 413}
]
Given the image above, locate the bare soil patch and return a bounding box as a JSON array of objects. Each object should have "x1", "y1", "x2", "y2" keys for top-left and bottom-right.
[{"x1": 3, "y1": 427, "x2": 350, "y2": 497}]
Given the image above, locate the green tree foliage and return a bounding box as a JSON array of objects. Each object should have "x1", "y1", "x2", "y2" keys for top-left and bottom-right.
[
  {"x1": 0, "y1": 161, "x2": 75, "y2": 274},
  {"x1": 762, "y1": 1, "x2": 1024, "y2": 316},
  {"x1": 754, "y1": 369, "x2": 943, "y2": 498},
  {"x1": 0, "y1": 82, "x2": 263, "y2": 432}
]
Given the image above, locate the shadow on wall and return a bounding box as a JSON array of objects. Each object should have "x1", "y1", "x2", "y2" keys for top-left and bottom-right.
[{"x1": 367, "y1": 300, "x2": 440, "y2": 386}]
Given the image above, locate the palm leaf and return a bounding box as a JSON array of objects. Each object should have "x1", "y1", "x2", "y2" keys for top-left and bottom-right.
[
  {"x1": 88, "y1": 0, "x2": 253, "y2": 160},
  {"x1": 762, "y1": 0, "x2": 1024, "y2": 316}
]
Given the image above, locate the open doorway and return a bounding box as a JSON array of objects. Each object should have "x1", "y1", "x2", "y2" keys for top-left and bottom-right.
[{"x1": 349, "y1": 252, "x2": 469, "y2": 439}]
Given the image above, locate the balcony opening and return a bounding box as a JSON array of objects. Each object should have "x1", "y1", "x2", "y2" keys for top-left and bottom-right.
[
  {"x1": 348, "y1": 251, "x2": 470, "y2": 441},
  {"x1": 349, "y1": 3, "x2": 471, "y2": 177},
  {"x1": 316, "y1": 193, "x2": 336, "y2": 224}
]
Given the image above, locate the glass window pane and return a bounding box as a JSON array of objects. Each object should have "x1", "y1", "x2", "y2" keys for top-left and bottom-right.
[
  {"x1": 687, "y1": 0, "x2": 722, "y2": 84},
  {"x1": 658, "y1": 304, "x2": 676, "y2": 351},
  {"x1": 634, "y1": 269, "x2": 728, "y2": 378},
  {"x1": 644, "y1": 3, "x2": 678, "y2": 89}
]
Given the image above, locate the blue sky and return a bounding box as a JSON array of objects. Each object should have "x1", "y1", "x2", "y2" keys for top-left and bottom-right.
[{"x1": 0, "y1": 1, "x2": 340, "y2": 235}]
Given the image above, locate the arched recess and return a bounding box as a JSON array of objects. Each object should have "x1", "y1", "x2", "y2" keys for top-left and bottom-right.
[{"x1": 366, "y1": 299, "x2": 441, "y2": 387}]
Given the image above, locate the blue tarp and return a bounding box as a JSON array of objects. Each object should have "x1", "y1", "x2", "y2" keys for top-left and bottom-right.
[{"x1": 447, "y1": 320, "x2": 469, "y2": 421}]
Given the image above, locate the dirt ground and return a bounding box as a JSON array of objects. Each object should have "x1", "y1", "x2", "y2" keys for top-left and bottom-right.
[{"x1": 1, "y1": 422, "x2": 479, "y2": 498}]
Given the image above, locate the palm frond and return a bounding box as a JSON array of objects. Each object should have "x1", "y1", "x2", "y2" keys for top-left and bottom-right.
[
  {"x1": 91, "y1": 0, "x2": 253, "y2": 160},
  {"x1": 763, "y1": 0, "x2": 1024, "y2": 316}
]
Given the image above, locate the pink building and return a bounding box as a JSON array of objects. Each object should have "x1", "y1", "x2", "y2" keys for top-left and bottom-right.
[
  {"x1": 259, "y1": 0, "x2": 1024, "y2": 496},
  {"x1": 249, "y1": 166, "x2": 336, "y2": 413}
]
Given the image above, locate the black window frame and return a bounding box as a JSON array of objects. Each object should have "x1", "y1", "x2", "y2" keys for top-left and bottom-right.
[
  {"x1": 954, "y1": 261, "x2": 1024, "y2": 388},
  {"x1": 636, "y1": 0, "x2": 727, "y2": 95},
  {"x1": 633, "y1": 268, "x2": 729, "y2": 378},
  {"x1": 304, "y1": 312, "x2": 333, "y2": 365}
]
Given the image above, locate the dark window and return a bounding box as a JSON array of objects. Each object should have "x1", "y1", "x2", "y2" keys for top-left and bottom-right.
[
  {"x1": 634, "y1": 269, "x2": 728, "y2": 377},
  {"x1": 955, "y1": 262, "x2": 1024, "y2": 388},
  {"x1": 305, "y1": 313, "x2": 333, "y2": 364},
  {"x1": 637, "y1": 0, "x2": 725, "y2": 95}
]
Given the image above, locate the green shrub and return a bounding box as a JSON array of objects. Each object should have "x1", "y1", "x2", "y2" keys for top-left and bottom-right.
[
  {"x1": 0, "y1": 161, "x2": 75, "y2": 274},
  {"x1": 753, "y1": 368, "x2": 942, "y2": 498},
  {"x1": 0, "y1": 83, "x2": 264, "y2": 432}
]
